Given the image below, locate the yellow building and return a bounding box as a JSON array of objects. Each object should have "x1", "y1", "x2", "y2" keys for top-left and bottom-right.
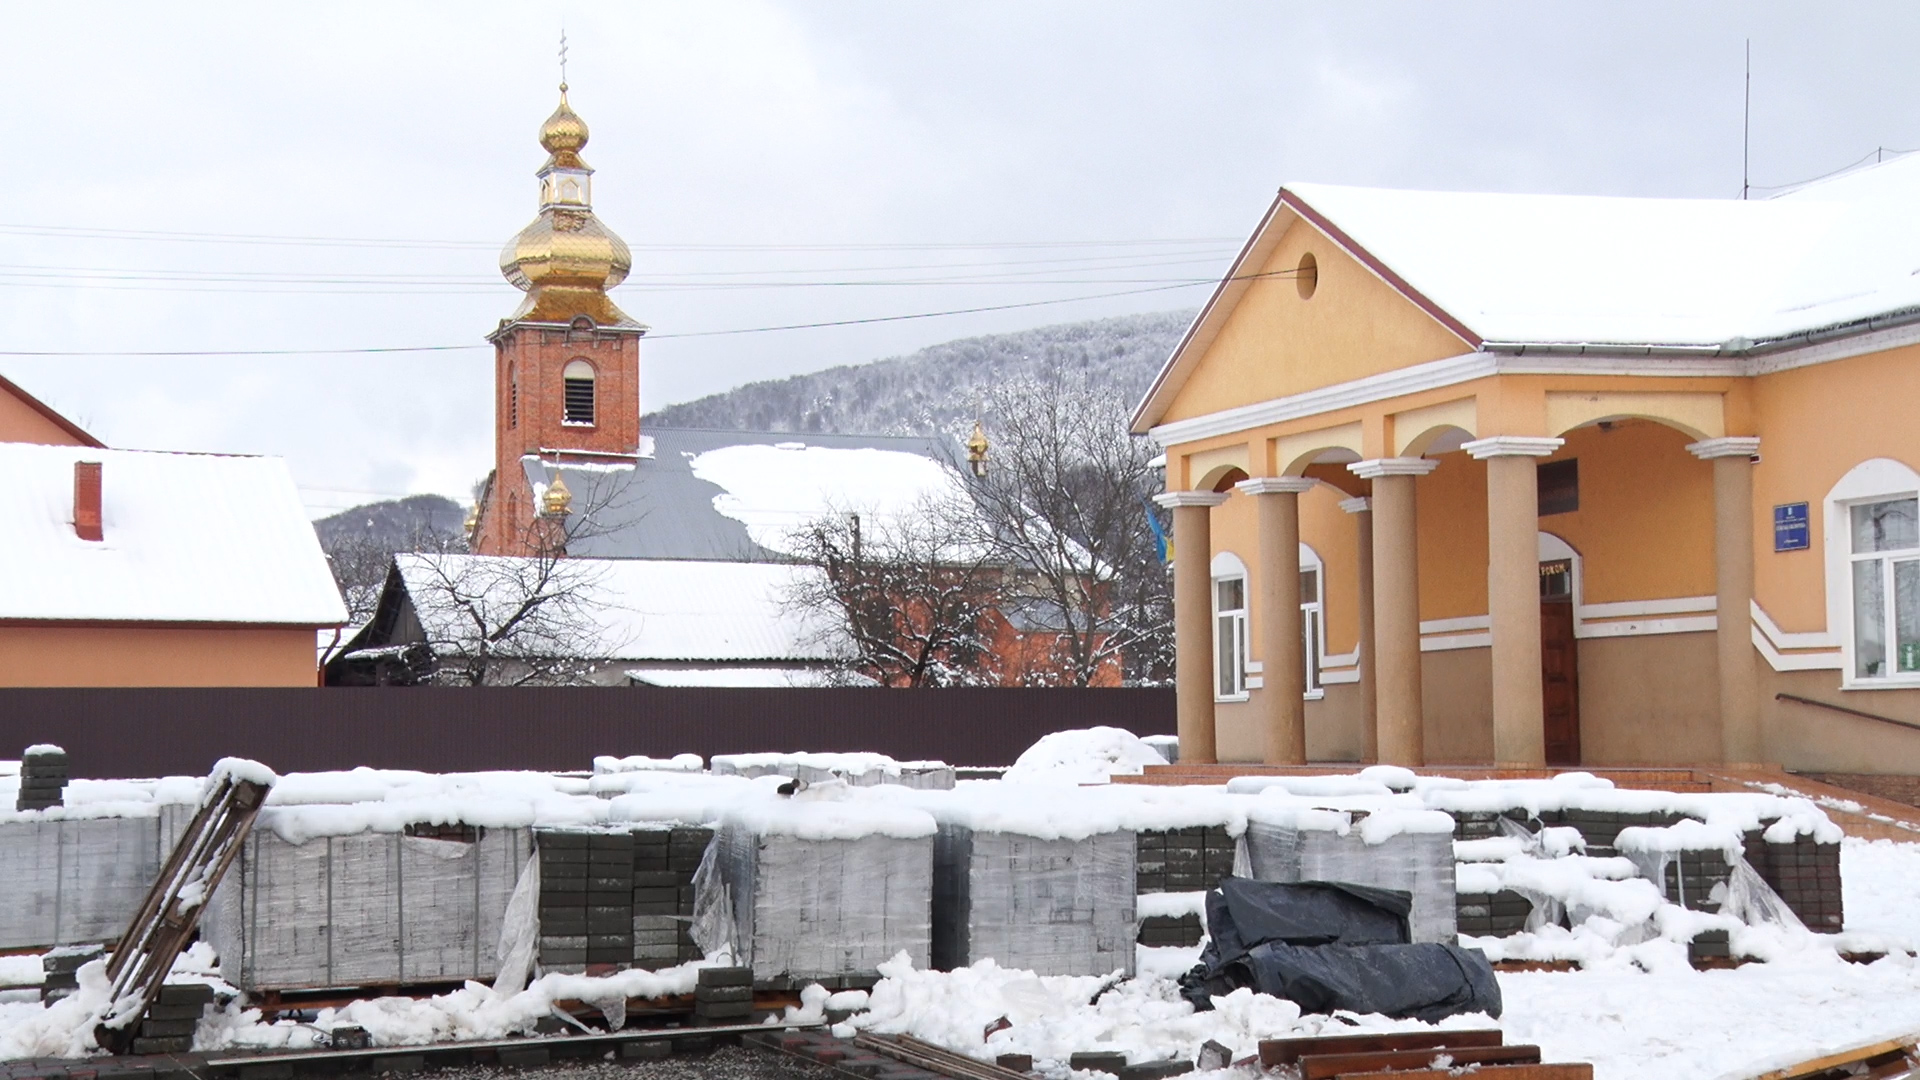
[{"x1": 1133, "y1": 159, "x2": 1920, "y2": 773}]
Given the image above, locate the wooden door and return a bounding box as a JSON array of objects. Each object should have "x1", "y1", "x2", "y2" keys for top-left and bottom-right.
[{"x1": 1540, "y1": 577, "x2": 1580, "y2": 765}]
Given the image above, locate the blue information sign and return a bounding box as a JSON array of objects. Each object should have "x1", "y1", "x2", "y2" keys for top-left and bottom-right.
[{"x1": 1774, "y1": 502, "x2": 1810, "y2": 552}]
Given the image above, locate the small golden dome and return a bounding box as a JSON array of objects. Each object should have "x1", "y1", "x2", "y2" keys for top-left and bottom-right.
[
  {"x1": 541, "y1": 473, "x2": 573, "y2": 516},
  {"x1": 540, "y1": 86, "x2": 589, "y2": 169}
]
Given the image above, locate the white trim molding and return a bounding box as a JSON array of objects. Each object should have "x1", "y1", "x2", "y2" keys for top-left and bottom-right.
[
  {"x1": 1153, "y1": 490, "x2": 1230, "y2": 509},
  {"x1": 1338, "y1": 496, "x2": 1371, "y2": 514},
  {"x1": 1348, "y1": 457, "x2": 1440, "y2": 479},
  {"x1": 1235, "y1": 476, "x2": 1318, "y2": 496},
  {"x1": 1580, "y1": 615, "x2": 1717, "y2": 639},
  {"x1": 1463, "y1": 436, "x2": 1565, "y2": 459},
  {"x1": 1686, "y1": 436, "x2": 1762, "y2": 460},
  {"x1": 1148, "y1": 350, "x2": 1498, "y2": 447},
  {"x1": 1579, "y1": 596, "x2": 1716, "y2": 620}
]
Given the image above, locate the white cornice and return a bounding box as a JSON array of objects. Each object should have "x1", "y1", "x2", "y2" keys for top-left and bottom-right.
[
  {"x1": 1235, "y1": 477, "x2": 1318, "y2": 496},
  {"x1": 1147, "y1": 321, "x2": 1920, "y2": 450},
  {"x1": 1153, "y1": 491, "x2": 1230, "y2": 509},
  {"x1": 1348, "y1": 457, "x2": 1439, "y2": 479},
  {"x1": 1463, "y1": 436, "x2": 1564, "y2": 460},
  {"x1": 1338, "y1": 496, "x2": 1371, "y2": 514}
]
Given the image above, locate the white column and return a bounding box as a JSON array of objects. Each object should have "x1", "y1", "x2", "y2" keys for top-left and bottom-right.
[
  {"x1": 1347, "y1": 457, "x2": 1439, "y2": 766},
  {"x1": 1235, "y1": 476, "x2": 1318, "y2": 764},
  {"x1": 1688, "y1": 436, "x2": 1764, "y2": 765},
  {"x1": 1463, "y1": 436, "x2": 1564, "y2": 766},
  {"x1": 1154, "y1": 490, "x2": 1230, "y2": 764}
]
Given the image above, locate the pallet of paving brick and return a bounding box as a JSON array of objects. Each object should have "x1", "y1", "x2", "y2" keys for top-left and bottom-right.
[
  {"x1": 932, "y1": 823, "x2": 1136, "y2": 977},
  {"x1": 202, "y1": 823, "x2": 530, "y2": 991},
  {"x1": 1135, "y1": 825, "x2": 1236, "y2": 894},
  {"x1": 0, "y1": 802, "x2": 197, "y2": 951},
  {"x1": 693, "y1": 797, "x2": 935, "y2": 983},
  {"x1": 1242, "y1": 805, "x2": 1457, "y2": 944}
]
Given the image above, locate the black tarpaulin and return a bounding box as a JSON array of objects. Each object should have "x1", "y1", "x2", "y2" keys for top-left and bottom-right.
[{"x1": 1182, "y1": 877, "x2": 1501, "y2": 1022}]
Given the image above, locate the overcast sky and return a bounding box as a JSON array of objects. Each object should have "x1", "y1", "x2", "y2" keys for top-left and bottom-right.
[{"x1": 2, "y1": 3, "x2": 1916, "y2": 516}]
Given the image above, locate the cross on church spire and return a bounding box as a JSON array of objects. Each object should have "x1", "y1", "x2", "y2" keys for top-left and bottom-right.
[{"x1": 559, "y1": 29, "x2": 569, "y2": 94}]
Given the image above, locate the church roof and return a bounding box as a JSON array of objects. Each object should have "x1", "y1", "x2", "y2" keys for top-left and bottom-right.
[{"x1": 524, "y1": 427, "x2": 972, "y2": 562}]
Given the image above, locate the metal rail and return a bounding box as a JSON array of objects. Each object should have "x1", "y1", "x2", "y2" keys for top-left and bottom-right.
[
  {"x1": 1775, "y1": 692, "x2": 1920, "y2": 734},
  {"x1": 853, "y1": 1033, "x2": 1033, "y2": 1080}
]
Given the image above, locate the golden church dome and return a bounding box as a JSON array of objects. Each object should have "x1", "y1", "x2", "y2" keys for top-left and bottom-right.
[
  {"x1": 497, "y1": 84, "x2": 641, "y2": 329},
  {"x1": 539, "y1": 86, "x2": 589, "y2": 169}
]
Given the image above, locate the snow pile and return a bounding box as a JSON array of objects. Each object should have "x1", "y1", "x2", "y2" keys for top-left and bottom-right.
[
  {"x1": 710, "y1": 751, "x2": 953, "y2": 788},
  {"x1": 592, "y1": 754, "x2": 704, "y2": 775},
  {"x1": 903, "y1": 781, "x2": 1244, "y2": 841},
  {"x1": 257, "y1": 769, "x2": 605, "y2": 843},
  {"x1": 197, "y1": 963, "x2": 710, "y2": 1053},
  {"x1": 721, "y1": 781, "x2": 939, "y2": 841},
  {"x1": 1000, "y1": 727, "x2": 1170, "y2": 786}
]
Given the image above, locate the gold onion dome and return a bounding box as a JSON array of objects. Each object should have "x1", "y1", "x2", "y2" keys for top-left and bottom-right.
[{"x1": 499, "y1": 84, "x2": 640, "y2": 329}]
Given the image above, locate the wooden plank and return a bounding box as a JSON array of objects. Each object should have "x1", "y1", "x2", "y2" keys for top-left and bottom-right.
[
  {"x1": 1258, "y1": 1029, "x2": 1503, "y2": 1068},
  {"x1": 1336, "y1": 1060, "x2": 1589, "y2": 1068},
  {"x1": 1301, "y1": 1045, "x2": 1539, "y2": 1080},
  {"x1": 1742, "y1": 1035, "x2": 1919, "y2": 1080}
]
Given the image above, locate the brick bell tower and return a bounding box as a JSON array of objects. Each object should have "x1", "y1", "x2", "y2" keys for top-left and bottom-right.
[{"x1": 473, "y1": 79, "x2": 648, "y2": 556}]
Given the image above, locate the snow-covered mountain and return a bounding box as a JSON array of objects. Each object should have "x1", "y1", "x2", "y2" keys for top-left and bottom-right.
[{"x1": 643, "y1": 309, "x2": 1194, "y2": 436}]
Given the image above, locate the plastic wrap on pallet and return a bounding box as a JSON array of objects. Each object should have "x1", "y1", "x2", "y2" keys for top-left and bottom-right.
[
  {"x1": 1243, "y1": 807, "x2": 1456, "y2": 944},
  {"x1": 932, "y1": 826, "x2": 1137, "y2": 977},
  {"x1": 202, "y1": 825, "x2": 530, "y2": 991},
  {"x1": 692, "y1": 798, "x2": 935, "y2": 981},
  {"x1": 0, "y1": 804, "x2": 197, "y2": 950}
]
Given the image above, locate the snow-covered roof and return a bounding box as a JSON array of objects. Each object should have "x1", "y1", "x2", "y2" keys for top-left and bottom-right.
[
  {"x1": 393, "y1": 552, "x2": 849, "y2": 663},
  {"x1": 1135, "y1": 153, "x2": 1920, "y2": 429},
  {"x1": 0, "y1": 442, "x2": 347, "y2": 625},
  {"x1": 525, "y1": 428, "x2": 972, "y2": 562},
  {"x1": 1296, "y1": 155, "x2": 1920, "y2": 349}
]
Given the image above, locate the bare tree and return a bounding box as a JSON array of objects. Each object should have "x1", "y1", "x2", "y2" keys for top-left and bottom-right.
[
  {"x1": 360, "y1": 471, "x2": 637, "y2": 686},
  {"x1": 958, "y1": 372, "x2": 1173, "y2": 686},
  {"x1": 784, "y1": 498, "x2": 1003, "y2": 687},
  {"x1": 323, "y1": 523, "x2": 466, "y2": 624}
]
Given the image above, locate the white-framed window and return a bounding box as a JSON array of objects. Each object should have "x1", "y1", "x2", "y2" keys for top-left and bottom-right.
[
  {"x1": 1211, "y1": 552, "x2": 1248, "y2": 701},
  {"x1": 1300, "y1": 559, "x2": 1323, "y2": 698},
  {"x1": 1827, "y1": 459, "x2": 1920, "y2": 689},
  {"x1": 1849, "y1": 496, "x2": 1920, "y2": 680}
]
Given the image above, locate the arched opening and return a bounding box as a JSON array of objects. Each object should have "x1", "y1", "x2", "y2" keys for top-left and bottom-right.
[
  {"x1": 1399, "y1": 424, "x2": 1475, "y2": 458},
  {"x1": 563, "y1": 359, "x2": 596, "y2": 426},
  {"x1": 1197, "y1": 464, "x2": 1250, "y2": 493}
]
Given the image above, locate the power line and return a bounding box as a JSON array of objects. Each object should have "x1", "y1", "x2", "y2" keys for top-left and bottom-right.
[{"x1": 0, "y1": 267, "x2": 1306, "y2": 356}]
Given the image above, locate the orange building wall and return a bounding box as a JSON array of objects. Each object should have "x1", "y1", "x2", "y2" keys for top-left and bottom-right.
[
  {"x1": 0, "y1": 383, "x2": 91, "y2": 446},
  {"x1": 0, "y1": 626, "x2": 320, "y2": 687},
  {"x1": 1532, "y1": 421, "x2": 1716, "y2": 605}
]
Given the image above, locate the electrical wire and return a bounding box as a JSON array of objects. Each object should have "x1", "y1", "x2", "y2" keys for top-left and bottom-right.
[{"x1": 0, "y1": 266, "x2": 1305, "y2": 356}]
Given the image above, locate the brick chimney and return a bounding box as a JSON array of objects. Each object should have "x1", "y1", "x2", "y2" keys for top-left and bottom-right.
[{"x1": 73, "y1": 461, "x2": 102, "y2": 542}]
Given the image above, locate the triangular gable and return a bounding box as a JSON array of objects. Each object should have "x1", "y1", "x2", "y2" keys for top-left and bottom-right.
[
  {"x1": 0, "y1": 373, "x2": 103, "y2": 447},
  {"x1": 1130, "y1": 188, "x2": 1479, "y2": 434}
]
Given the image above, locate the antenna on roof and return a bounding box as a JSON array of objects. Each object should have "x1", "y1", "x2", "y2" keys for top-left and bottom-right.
[{"x1": 1742, "y1": 39, "x2": 1751, "y2": 200}]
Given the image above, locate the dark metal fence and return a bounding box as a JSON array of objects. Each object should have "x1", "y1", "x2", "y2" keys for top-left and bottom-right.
[{"x1": 0, "y1": 687, "x2": 1174, "y2": 778}]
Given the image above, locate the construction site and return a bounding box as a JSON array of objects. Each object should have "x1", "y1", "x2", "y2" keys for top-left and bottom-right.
[{"x1": 0, "y1": 732, "x2": 1910, "y2": 1080}]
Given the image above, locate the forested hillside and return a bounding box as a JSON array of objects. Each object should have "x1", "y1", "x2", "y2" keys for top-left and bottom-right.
[{"x1": 643, "y1": 309, "x2": 1194, "y2": 435}]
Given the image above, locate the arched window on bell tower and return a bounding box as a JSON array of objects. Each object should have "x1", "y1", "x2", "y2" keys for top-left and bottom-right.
[{"x1": 563, "y1": 359, "x2": 596, "y2": 426}]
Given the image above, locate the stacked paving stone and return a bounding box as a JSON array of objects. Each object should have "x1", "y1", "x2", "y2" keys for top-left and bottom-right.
[
  {"x1": 128, "y1": 983, "x2": 215, "y2": 1054},
  {"x1": 692, "y1": 966, "x2": 754, "y2": 1024},
  {"x1": 536, "y1": 829, "x2": 633, "y2": 970},
  {"x1": 1135, "y1": 827, "x2": 1235, "y2": 948},
  {"x1": 1244, "y1": 810, "x2": 1457, "y2": 943},
  {"x1": 1744, "y1": 826, "x2": 1844, "y2": 933},
  {"x1": 16, "y1": 747, "x2": 68, "y2": 812},
  {"x1": 1450, "y1": 807, "x2": 1559, "y2": 841},
  {"x1": 1688, "y1": 928, "x2": 1732, "y2": 966},
  {"x1": 632, "y1": 825, "x2": 710, "y2": 967},
  {"x1": 39, "y1": 944, "x2": 102, "y2": 1004},
  {"x1": 1559, "y1": 808, "x2": 1683, "y2": 857},
  {"x1": 932, "y1": 826, "x2": 1135, "y2": 976},
  {"x1": 1454, "y1": 889, "x2": 1535, "y2": 937},
  {"x1": 1654, "y1": 847, "x2": 1732, "y2": 913}
]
